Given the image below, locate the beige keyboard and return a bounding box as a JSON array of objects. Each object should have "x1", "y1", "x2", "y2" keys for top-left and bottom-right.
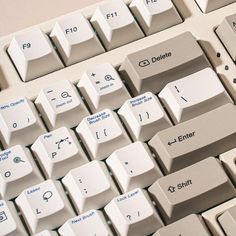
[{"x1": 1, "y1": 0, "x2": 236, "y2": 235}]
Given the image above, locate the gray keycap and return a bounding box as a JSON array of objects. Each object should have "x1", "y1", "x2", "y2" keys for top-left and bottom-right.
[
  {"x1": 119, "y1": 32, "x2": 210, "y2": 95},
  {"x1": 154, "y1": 214, "x2": 211, "y2": 236},
  {"x1": 218, "y1": 205, "x2": 236, "y2": 236},
  {"x1": 149, "y1": 103, "x2": 236, "y2": 174},
  {"x1": 148, "y1": 157, "x2": 236, "y2": 223}
]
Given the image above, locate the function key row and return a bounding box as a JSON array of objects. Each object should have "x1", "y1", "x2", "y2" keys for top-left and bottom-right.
[{"x1": 7, "y1": 0, "x2": 182, "y2": 82}]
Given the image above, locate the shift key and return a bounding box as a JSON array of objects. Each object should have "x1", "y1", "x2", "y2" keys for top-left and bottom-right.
[
  {"x1": 149, "y1": 103, "x2": 236, "y2": 173},
  {"x1": 148, "y1": 157, "x2": 236, "y2": 224},
  {"x1": 119, "y1": 32, "x2": 210, "y2": 95}
]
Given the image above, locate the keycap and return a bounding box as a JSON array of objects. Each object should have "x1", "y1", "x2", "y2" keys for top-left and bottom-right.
[
  {"x1": 34, "y1": 230, "x2": 58, "y2": 236},
  {"x1": 119, "y1": 32, "x2": 210, "y2": 95},
  {"x1": 62, "y1": 160, "x2": 119, "y2": 213},
  {"x1": 0, "y1": 145, "x2": 43, "y2": 199},
  {"x1": 148, "y1": 157, "x2": 236, "y2": 223},
  {"x1": 220, "y1": 148, "x2": 236, "y2": 185},
  {"x1": 202, "y1": 198, "x2": 236, "y2": 236},
  {"x1": 218, "y1": 205, "x2": 236, "y2": 236},
  {"x1": 78, "y1": 63, "x2": 131, "y2": 113},
  {"x1": 16, "y1": 179, "x2": 75, "y2": 234},
  {"x1": 118, "y1": 92, "x2": 171, "y2": 141},
  {"x1": 50, "y1": 12, "x2": 104, "y2": 66},
  {"x1": 149, "y1": 103, "x2": 236, "y2": 173},
  {"x1": 0, "y1": 200, "x2": 27, "y2": 236},
  {"x1": 91, "y1": 0, "x2": 144, "y2": 50},
  {"x1": 153, "y1": 214, "x2": 211, "y2": 236},
  {"x1": 130, "y1": 0, "x2": 182, "y2": 35},
  {"x1": 105, "y1": 188, "x2": 163, "y2": 236},
  {"x1": 106, "y1": 142, "x2": 162, "y2": 192},
  {"x1": 217, "y1": 13, "x2": 236, "y2": 61},
  {"x1": 159, "y1": 68, "x2": 232, "y2": 124},
  {"x1": 59, "y1": 209, "x2": 113, "y2": 236},
  {"x1": 195, "y1": 0, "x2": 236, "y2": 13},
  {"x1": 0, "y1": 97, "x2": 46, "y2": 148},
  {"x1": 31, "y1": 127, "x2": 88, "y2": 179},
  {"x1": 76, "y1": 109, "x2": 131, "y2": 160},
  {"x1": 7, "y1": 28, "x2": 63, "y2": 82},
  {"x1": 35, "y1": 80, "x2": 89, "y2": 130}
]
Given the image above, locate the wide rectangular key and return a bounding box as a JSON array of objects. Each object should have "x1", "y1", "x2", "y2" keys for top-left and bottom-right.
[
  {"x1": 148, "y1": 157, "x2": 236, "y2": 223},
  {"x1": 159, "y1": 68, "x2": 232, "y2": 124},
  {"x1": 119, "y1": 32, "x2": 210, "y2": 95},
  {"x1": 195, "y1": 0, "x2": 236, "y2": 13},
  {"x1": 218, "y1": 205, "x2": 236, "y2": 236},
  {"x1": 153, "y1": 214, "x2": 211, "y2": 236},
  {"x1": 149, "y1": 103, "x2": 236, "y2": 173}
]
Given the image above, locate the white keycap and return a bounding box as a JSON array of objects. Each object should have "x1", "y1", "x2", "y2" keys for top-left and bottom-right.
[
  {"x1": 31, "y1": 127, "x2": 88, "y2": 179},
  {"x1": 62, "y1": 160, "x2": 119, "y2": 213},
  {"x1": 159, "y1": 68, "x2": 232, "y2": 124},
  {"x1": 195, "y1": 0, "x2": 236, "y2": 13},
  {"x1": 16, "y1": 179, "x2": 75, "y2": 234},
  {"x1": 0, "y1": 200, "x2": 27, "y2": 236},
  {"x1": 106, "y1": 142, "x2": 162, "y2": 192},
  {"x1": 0, "y1": 97, "x2": 46, "y2": 148},
  {"x1": 8, "y1": 28, "x2": 63, "y2": 82},
  {"x1": 78, "y1": 63, "x2": 131, "y2": 113},
  {"x1": 76, "y1": 109, "x2": 131, "y2": 160},
  {"x1": 91, "y1": 0, "x2": 144, "y2": 50},
  {"x1": 0, "y1": 145, "x2": 43, "y2": 200},
  {"x1": 34, "y1": 230, "x2": 58, "y2": 236},
  {"x1": 35, "y1": 80, "x2": 89, "y2": 130},
  {"x1": 105, "y1": 188, "x2": 163, "y2": 236},
  {"x1": 59, "y1": 209, "x2": 113, "y2": 236},
  {"x1": 50, "y1": 12, "x2": 104, "y2": 66},
  {"x1": 130, "y1": 0, "x2": 182, "y2": 35},
  {"x1": 118, "y1": 92, "x2": 171, "y2": 141}
]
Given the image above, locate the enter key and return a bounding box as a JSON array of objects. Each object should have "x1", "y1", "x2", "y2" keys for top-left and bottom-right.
[{"x1": 148, "y1": 103, "x2": 236, "y2": 173}]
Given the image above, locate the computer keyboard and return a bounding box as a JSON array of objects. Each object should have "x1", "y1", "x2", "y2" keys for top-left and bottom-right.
[{"x1": 1, "y1": 0, "x2": 236, "y2": 235}]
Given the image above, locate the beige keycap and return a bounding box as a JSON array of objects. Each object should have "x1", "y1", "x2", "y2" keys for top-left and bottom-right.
[
  {"x1": 218, "y1": 205, "x2": 236, "y2": 236},
  {"x1": 153, "y1": 214, "x2": 211, "y2": 236},
  {"x1": 148, "y1": 157, "x2": 236, "y2": 224},
  {"x1": 149, "y1": 103, "x2": 236, "y2": 173},
  {"x1": 119, "y1": 32, "x2": 210, "y2": 95},
  {"x1": 217, "y1": 13, "x2": 236, "y2": 61}
]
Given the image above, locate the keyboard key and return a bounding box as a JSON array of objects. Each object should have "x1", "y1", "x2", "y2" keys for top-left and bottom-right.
[
  {"x1": 16, "y1": 179, "x2": 75, "y2": 234},
  {"x1": 7, "y1": 28, "x2": 63, "y2": 82},
  {"x1": 0, "y1": 200, "x2": 27, "y2": 236},
  {"x1": 104, "y1": 188, "x2": 163, "y2": 236},
  {"x1": 106, "y1": 142, "x2": 162, "y2": 192},
  {"x1": 59, "y1": 209, "x2": 113, "y2": 236},
  {"x1": 118, "y1": 92, "x2": 171, "y2": 141},
  {"x1": 159, "y1": 68, "x2": 232, "y2": 124},
  {"x1": 91, "y1": 0, "x2": 144, "y2": 50},
  {"x1": 34, "y1": 230, "x2": 58, "y2": 236},
  {"x1": 218, "y1": 205, "x2": 236, "y2": 236},
  {"x1": 220, "y1": 148, "x2": 236, "y2": 185},
  {"x1": 0, "y1": 97, "x2": 46, "y2": 148},
  {"x1": 149, "y1": 103, "x2": 236, "y2": 173},
  {"x1": 0, "y1": 145, "x2": 43, "y2": 199},
  {"x1": 78, "y1": 63, "x2": 131, "y2": 113},
  {"x1": 217, "y1": 13, "x2": 236, "y2": 61},
  {"x1": 76, "y1": 109, "x2": 131, "y2": 160},
  {"x1": 148, "y1": 157, "x2": 236, "y2": 223},
  {"x1": 35, "y1": 80, "x2": 89, "y2": 130},
  {"x1": 50, "y1": 12, "x2": 104, "y2": 66},
  {"x1": 153, "y1": 214, "x2": 211, "y2": 236},
  {"x1": 130, "y1": 0, "x2": 182, "y2": 35},
  {"x1": 195, "y1": 0, "x2": 236, "y2": 13},
  {"x1": 119, "y1": 32, "x2": 210, "y2": 95},
  {"x1": 62, "y1": 160, "x2": 119, "y2": 213},
  {"x1": 32, "y1": 127, "x2": 88, "y2": 179}
]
